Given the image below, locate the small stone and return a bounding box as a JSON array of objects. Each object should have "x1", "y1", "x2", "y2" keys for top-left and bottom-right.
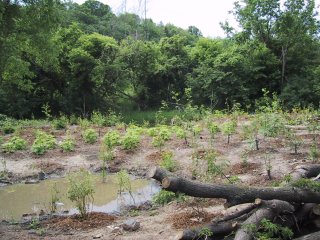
[
  {"x1": 122, "y1": 219, "x2": 140, "y2": 231},
  {"x1": 93, "y1": 233, "x2": 102, "y2": 239},
  {"x1": 28, "y1": 230, "x2": 37, "y2": 235}
]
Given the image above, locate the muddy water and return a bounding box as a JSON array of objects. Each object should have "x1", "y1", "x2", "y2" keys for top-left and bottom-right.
[{"x1": 0, "y1": 175, "x2": 160, "y2": 220}]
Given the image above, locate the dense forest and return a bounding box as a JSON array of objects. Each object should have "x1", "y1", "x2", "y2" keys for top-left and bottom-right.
[{"x1": 1, "y1": 0, "x2": 320, "y2": 118}]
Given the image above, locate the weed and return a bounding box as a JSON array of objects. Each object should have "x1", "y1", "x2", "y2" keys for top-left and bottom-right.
[
  {"x1": 116, "y1": 170, "x2": 133, "y2": 199},
  {"x1": 152, "y1": 190, "x2": 185, "y2": 206},
  {"x1": 82, "y1": 128, "x2": 98, "y2": 144},
  {"x1": 228, "y1": 175, "x2": 240, "y2": 184},
  {"x1": 78, "y1": 118, "x2": 90, "y2": 130},
  {"x1": 198, "y1": 227, "x2": 213, "y2": 239},
  {"x1": 50, "y1": 183, "x2": 60, "y2": 213},
  {"x1": 292, "y1": 178, "x2": 320, "y2": 192},
  {"x1": 67, "y1": 169, "x2": 94, "y2": 219},
  {"x1": 160, "y1": 151, "x2": 176, "y2": 172}
]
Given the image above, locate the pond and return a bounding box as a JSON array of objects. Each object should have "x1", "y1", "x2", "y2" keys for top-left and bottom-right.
[{"x1": 0, "y1": 174, "x2": 160, "y2": 220}]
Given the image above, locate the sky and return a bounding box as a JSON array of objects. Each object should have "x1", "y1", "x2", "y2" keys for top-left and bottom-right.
[{"x1": 73, "y1": 0, "x2": 238, "y2": 38}]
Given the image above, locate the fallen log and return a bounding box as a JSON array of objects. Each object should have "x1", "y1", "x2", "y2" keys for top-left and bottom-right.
[
  {"x1": 214, "y1": 201, "x2": 260, "y2": 223},
  {"x1": 294, "y1": 230, "x2": 320, "y2": 240},
  {"x1": 175, "y1": 221, "x2": 238, "y2": 240},
  {"x1": 150, "y1": 167, "x2": 320, "y2": 206},
  {"x1": 161, "y1": 176, "x2": 320, "y2": 206},
  {"x1": 234, "y1": 200, "x2": 295, "y2": 240},
  {"x1": 291, "y1": 164, "x2": 320, "y2": 181}
]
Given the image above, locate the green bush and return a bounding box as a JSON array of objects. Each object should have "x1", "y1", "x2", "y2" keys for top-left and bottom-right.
[
  {"x1": 32, "y1": 131, "x2": 56, "y2": 155},
  {"x1": 2, "y1": 122, "x2": 15, "y2": 134},
  {"x1": 105, "y1": 111, "x2": 122, "y2": 126},
  {"x1": 60, "y1": 133, "x2": 75, "y2": 152},
  {"x1": 67, "y1": 169, "x2": 94, "y2": 219},
  {"x1": 121, "y1": 132, "x2": 140, "y2": 150},
  {"x1": 2, "y1": 136, "x2": 27, "y2": 153},
  {"x1": 82, "y1": 128, "x2": 98, "y2": 144},
  {"x1": 91, "y1": 111, "x2": 106, "y2": 127},
  {"x1": 103, "y1": 130, "x2": 121, "y2": 149},
  {"x1": 52, "y1": 116, "x2": 68, "y2": 130}
]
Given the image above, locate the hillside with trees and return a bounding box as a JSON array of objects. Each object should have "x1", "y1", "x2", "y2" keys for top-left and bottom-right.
[{"x1": 1, "y1": 0, "x2": 320, "y2": 118}]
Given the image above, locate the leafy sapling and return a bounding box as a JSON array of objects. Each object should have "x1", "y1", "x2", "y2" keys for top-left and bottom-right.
[{"x1": 221, "y1": 120, "x2": 237, "y2": 144}]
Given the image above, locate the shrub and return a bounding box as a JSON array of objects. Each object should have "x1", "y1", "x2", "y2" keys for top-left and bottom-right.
[
  {"x1": 52, "y1": 115, "x2": 68, "y2": 130},
  {"x1": 91, "y1": 111, "x2": 105, "y2": 127},
  {"x1": 32, "y1": 131, "x2": 56, "y2": 155},
  {"x1": 105, "y1": 111, "x2": 122, "y2": 126},
  {"x1": 121, "y1": 132, "x2": 140, "y2": 150},
  {"x1": 103, "y1": 130, "x2": 121, "y2": 149},
  {"x1": 82, "y1": 128, "x2": 98, "y2": 144},
  {"x1": 2, "y1": 122, "x2": 15, "y2": 134},
  {"x1": 221, "y1": 120, "x2": 237, "y2": 144},
  {"x1": 60, "y1": 132, "x2": 75, "y2": 152},
  {"x1": 78, "y1": 118, "x2": 90, "y2": 130},
  {"x1": 67, "y1": 169, "x2": 94, "y2": 219},
  {"x1": 2, "y1": 136, "x2": 27, "y2": 153}
]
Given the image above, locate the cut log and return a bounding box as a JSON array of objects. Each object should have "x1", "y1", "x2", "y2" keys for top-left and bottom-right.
[
  {"x1": 294, "y1": 230, "x2": 320, "y2": 240},
  {"x1": 175, "y1": 221, "x2": 238, "y2": 240},
  {"x1": 161, "y1": 176, "x2": 320, "y2": 206},
  {"x1": 215, "y1": 202, "x2": 260, "y2": 223},
  {"x1": 148, "y1": 167, "x2": 171, "y2": 183},
  {"x1": 234, "y1": 200, "x2": 294, "y2": 240},
  {"x1": 291, "y1": 164, "x2": 320, "y2": 181}
]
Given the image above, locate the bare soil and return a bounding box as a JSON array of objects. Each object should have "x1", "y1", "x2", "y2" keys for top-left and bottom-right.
[{"x1": 0, "y1": 117, "x2": 318, "y2": 239}]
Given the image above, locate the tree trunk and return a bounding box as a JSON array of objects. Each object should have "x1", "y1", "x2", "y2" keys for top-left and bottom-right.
[
  {"x1": 294, "y1": 231, "x2": 320, "y2": 240},
  {"x1": 161, "y1": 176, "x2": 320, "y2": 206}
]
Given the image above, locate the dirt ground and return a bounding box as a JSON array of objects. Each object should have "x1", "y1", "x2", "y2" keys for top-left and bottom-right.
[{"x1": 0, "y1": 118, "x2": 317, "y2": 239}]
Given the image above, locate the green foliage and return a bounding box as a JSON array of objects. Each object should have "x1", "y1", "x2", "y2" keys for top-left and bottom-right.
[
  {"x1": 245, "y1": 219, "x2": 293, "y2": 240},
  {"x1": 116, "y1": 169, "x2": 131, "y2": 194},
  {"x1": 292, "y1": 178, "x2": 320, "y2": 192},
  {"x1": 152, "y1": 190, "x2": 186, "y2": 206},
  {"x1": 103, "y1": 130, "x2": 121, "y2": 149},
  {"x1": 60, "y1": 132, "x2": 75, "y2": 152},
  {"x1": 79, "y1": 118, "x2": 90, "y2": 130},
  {"x1": 32, "y1": 131, "x2": 56, "y2": 155},
  {"x1": 82, "y1": 128, "x2": 98, "y2": 144},
  {"x1": 221, "y1": 120, "x2": 237, "y2": 143},
  {"x1": 105, "y1": 111, "x2": 122, "y2": 126},
  {"x1": 67, "y1": 169, "x2": 94, "y2": 219},
  {"x1": 50, "y1": 183, "x2": 60, "y2": 213},
  {"x1": 160, "y1": 151, "x2": 176, "y2": 172},
  {"x1": 1, "y1": 136, "x2": 27, "y2": 153},
  {"x1": 121, "y1": 131, "x2": 140, "y2": 150},
  {"x1": 91, "y1": 111, "x2": 105, "y2": 127},
  {"x1": 52, "y1": 115, "x2": 68, "y2": 130},
  {"x1": 309, "y1": 141, "x2": 319, "y2": 162},
  {"x1": 198, "y1": 227, "x2": 213, "y2": 238},
  {"x1": 229, "y1": 175, "x2": 240, "y2": 184},
  {"x1": 2, "y1": 122, "x2": 15, "y2": 134},
  {"x1": 151, "y1": 125, "x2": 172, "y2": 151}
]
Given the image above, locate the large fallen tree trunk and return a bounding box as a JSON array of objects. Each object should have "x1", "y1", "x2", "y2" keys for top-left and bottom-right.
[
  {"x1": 149, "y1": 167, "x2": 320, "y2": 206},
  {"x1": 294, "y1": 230, "x2": 320, "y2": 240},
  {"x1": 150, "y1": 166, "x2": 320, "y2": 239}
]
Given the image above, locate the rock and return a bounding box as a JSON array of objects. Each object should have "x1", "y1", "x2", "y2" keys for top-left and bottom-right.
[
  {"x1": 38, "y1": 171, "x2": 45, "y2": 180},
  {"x1": 25, "y1": 179, "x2": 40, "y2": 184},
  {"x1": 108, "y1": 225, "x2": 122, "y2": 234},
  {"x1": 28, "y1": 230, "x2": 37, "y2": 235},
  {"x1": 93, "y1": 233, "x2": 102, "y2": 239},
  {"x1": 122, "y1": 219, "x2": 140, "y2": 231}
]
